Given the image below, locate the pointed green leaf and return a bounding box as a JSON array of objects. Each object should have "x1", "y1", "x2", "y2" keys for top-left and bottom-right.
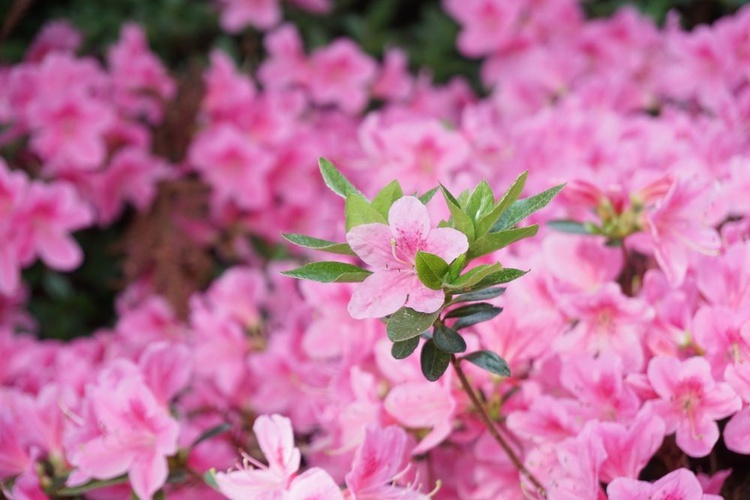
[
  {"x1": 471, "y1": 268, "x2": 528, "y2": 290},
  {"x1": 433, "y1": 324, "x2": 467, "y2": 353},
  {"x1": 444, "y1": 263, "x2": 503, "y2": 291},
  {"x1": 190, "y1": 423, "x2": 231, "y2": 449},
  {"x1": 468, "y1": 225, "x2": 539, "y2": 259},
  {"x1": 56, "y1": 476, "x2": 129, "y2": 496},
  {"x1": 319, "y1": 157, "x2": 365, "y2": 199},
  {"x1": 420, "y1": 339, "x2": 451, "y2": 381},
  {"x1": 476, "y1": 171, "x2": 527, "y2": 236},
  {"x1": 447, "y1": 253, "x2": 466, "y2": 282},
  {"x1": 387, "y1": 307, "x2": 441, "y2": 342},
  {"x1": 345, "y1": 193, "x2": 387, "y2": 231},
  {"x1": 281, "y1": 262, "x2": 371, "y2": 283},
  {"x1": 452, "y1": 305, "x2": 503, "y2": 330},
  {"x1": 450, "y1": 287, "x2": 506, "y2": 304},
  {"x1": 418, "y1": 187, "x2": 439, "y2": 204},
  {"x1": 371, "y1": 180, "x2": 403, "y2": 218},
  {"x1": 282, "y1": 233, "x2": 355, "y2": 256},
  {"x1": 465, "y1": 181, "x2": 494, "y2": 223},
  {"x1": 204, "y1": 469, "x2": 220, "y2": 490},
  {"x1": 492, "y1": 183, "x2": 565, "y2": 232},
  {"x1": 462, "y1": 350, "x2": 510, "y2": 377},
  {"x1": 546, "y1": 220, "x2": 592, "y2": 235},
  {"x1": 391, "y1": 336, "x2": 420, "y2": 359},
  {"x1": 445, "y1": 302, "x2": 497, "y2": 319},
  {"x1": 415, "y1": 251, "x2": 449, "y2": 290},
  {"x1": 440, "y1": 184, "x2": 475, "y2": 241}
]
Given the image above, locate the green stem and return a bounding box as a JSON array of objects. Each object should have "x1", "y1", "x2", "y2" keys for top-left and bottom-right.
[{"x1": 450, "y1": 355, "x2": 547, "y2": 498}]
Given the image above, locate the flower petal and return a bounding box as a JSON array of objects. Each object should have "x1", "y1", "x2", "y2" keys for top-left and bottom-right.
[
  {"x1": 424, "y1": 227, "x2": 469, "y2": 263},
  {"x1": 388, "y1": 196, "x2": 429, "y2": 256},
  {"x1": 347, "y1": 223, "x2": 397, "y2": 269},
  {"x1": 348, "y1": 271, "x2": 411, "y2": 319}
]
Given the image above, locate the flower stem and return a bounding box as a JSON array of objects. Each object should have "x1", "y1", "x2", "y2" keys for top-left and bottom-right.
[{"x1": 450, "y1": 355, "x2": 547, "y2": 498}]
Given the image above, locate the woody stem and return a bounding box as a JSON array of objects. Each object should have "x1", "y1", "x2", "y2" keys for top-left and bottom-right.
[{"x1": 450, "y1": 355, "x2": 547, "y2": 498}]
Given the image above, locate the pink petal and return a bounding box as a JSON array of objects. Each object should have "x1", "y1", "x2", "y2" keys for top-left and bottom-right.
[
  {"x1": 675, "y1": 417, "x2": 719, "y2": 457},
  {"x1": 404, "y1": 274, "x2": 445, "y2": 314},
  {"x1": 347, "y1": 223, "x2": 398, "y2": 269},
  {"x1": 702, "y1": 383, "x2": 741, "y2": 420},
  {"x1": 651, "y1": 468, "x2": 706, "y2": 498},
  {"x1": 647, "y1": 357, "x2": 681, "y2": 400},
  {"x1": 288, "y1": 468, "x2": 344, "y2": 500},
  {"x1": 36, "y1": 232, "x2": 82, "y2": 270},
  {"x1": 348, "y1": 271, "x2": 411, "y2": 319},
  {"x1": 253, "y1": 414, "x2": 300, "y2": 479},
  {"x1": 76, "y1": 437, "x2": 135, "y2": 479},
  {"x1": 388, "y1": 196, "x2": 429, "y2": 253},
  {"x1": 424, "y1": 227, "x2": 469, "y2": 263},
  {"x1": 345, "y1": 426, "x2": 407, "y2": 494},
  {"x1": 607, "y1": 478, "x2": 652, "y2": 499},
  {"x1": 384, "y1": 382, "x2": 455, "y2": 428},
  {"x1": 724, "y1": 407, "x2": 750, "y2": 454},
  {"x1": 215, "y1": 469, "x2": 283, "y2": 500},
  {"x1": 129, "y1": 453, "x2": 169, "y2": 500}
]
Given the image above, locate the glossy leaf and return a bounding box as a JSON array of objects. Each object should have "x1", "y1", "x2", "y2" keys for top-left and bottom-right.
[
  {"x1": 282, "y1": 233, "x2": 355, "y2": 255},
  {"x1": 415, "y1": 251, "x2": 449, "y2": 290},
  {"x1": 492, "y1": 183, "x2": 565, "y2": 231},
  {"x1": 433, "y1": 324, "x2": 467, "y2": 353},
  {"x1": 471, "y1": 268, "x2": 528, "y2": 290},
  {"x1": 421, "y1": 338, "x2": 451, "y2": 381},
  {"x1": 453, "y1": 305, "x2": 502, "y2": 330},
  {"x1": 419, "y1": 186, "x2": 439, "y2": 204},
  {"x1": 468, "y1": 225, "x2": 539, "y2": 259},
  {"x1": 281, "y1": 262, "x2": 371, "y2": 283},
  {"x1": 319, "y1": 157, "x2": 365, "y2": 199},
  {"x1": 387, "y1": 307, "x2": 441, "y2": 342},
  {"x1": 462, "y1": 350, "x2": 511, "y2": 377},
  {"x1": 371, "y1": 180, "x2": 403, "y2": 218},
  {"x1": 345, "y1": 193, "x2": 387, "y2": 231},
  {"x1": 546, "y1": 219, "x2": 592, "y2": 235},
  {"x1": 450, "y1": 286, "x2": 506, "y2": 304},
  {"x1": 440, "y1": 184, "x2": 475, "y2": 241},
  {"x1": 444, "y1": 263, "x2": 503, "y2": 291},
  {"x1": 475, "y1": 171, "x2": 527, "y2": 236},
  {"x1": 391, "y1": 336, "x2": 420, "y2": 359}
]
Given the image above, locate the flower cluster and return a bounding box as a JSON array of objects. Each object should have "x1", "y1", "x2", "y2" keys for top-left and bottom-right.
[{"x1": 2, "y1": 1, "x2": 750, "y2": 499}]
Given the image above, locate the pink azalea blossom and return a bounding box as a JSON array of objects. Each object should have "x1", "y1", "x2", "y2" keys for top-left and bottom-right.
[
  {"x1": 607, "y1": 468, "x2": 723, "y2": 500},
  {"x1": 646, "y1": 356, "x2": 741, "y2": 457},
  {"x1": 218, "y1": 0, "x2": 282, "y2": 33},
  {"x1": 216, "y1": 414, "x2": 343, "y2": 500},
  {"x1": 346, "y1": 196, "x2": 468, "y2": 319},
  {"x1": 307, "y1": 39, "x2": 377, "y2": 113}
]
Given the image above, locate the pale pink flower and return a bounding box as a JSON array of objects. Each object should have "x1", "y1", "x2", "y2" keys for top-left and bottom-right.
[
  {"x1": 258, "y1": 24, "x2": 309, "y2": 89},
  {"x1": 66, "y1": 366, "x2": 180, "y2": 500},
  {"x1": 692, "y1": 305, "x2": 750, "y2": 378},
  {"x1": 216, "y1": 414, "x2": 343, "y2": 500},
  {"x1": 443, "y1": 0, "x2": 523, "y2": 57},
  {"x1": 346, "y1": 196, "x2": 468, "y2": 319},
  {"x1": 372, "y1": 48, "x2": 413, "y2": 102},
  {"x1": 607, "y1": 468, "x2": 723, "y2": 500},
  {"x1": 308, "y1": 39, "x2": 377, "y2": 113},
  {"x1": 203, "y1": 50, "x2": 257, "y2": 125},
  {"x1": 25, "y1": 20, "x2": 82, "y2": 63},
  {"x1": 646, "y1": 356, "x2": 741, "y2": 457}
]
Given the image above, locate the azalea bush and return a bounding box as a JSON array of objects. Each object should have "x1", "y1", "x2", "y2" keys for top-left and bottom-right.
[{"x1": 4, "y1": 0, "x2": 750, "y2": 499}]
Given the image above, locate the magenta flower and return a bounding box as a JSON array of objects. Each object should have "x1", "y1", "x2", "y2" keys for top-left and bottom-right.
[
  {"x1": 346, "y1": 196, "x2": 468, "y2": 319},
  {"x1": 646, "y1": 356, "x2": 741, "y2": 457}
]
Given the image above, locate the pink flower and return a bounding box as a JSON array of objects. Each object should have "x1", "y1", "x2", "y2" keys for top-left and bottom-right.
[
  {"x1": 218, "y1": 0, "x2": 281, "y2": 33},
  {"x1": 346, "y1": 196, "x2": 468, "y2": 319},
  {"x1": 25, "y1": 20, "x2": 82, "y2": 63},
  {"x1": 66, "y1": 366, "x2": 180, "y2": 500},
  {"x1": 345, "y1": 425, "x2": 425, "y2": 499},
  {"x1": 607, "y1": 468, "x2": 723, "y2": 500},
  {"x1": 216, "y1": 414, "x2": 343, "y2": 500},
  {"x1": 646, "y1": 356, "x2": 741, "y2": 457},
  {"x1": 443, "y1": 0, "x2": 523, "y2": 57},
  {"x1": 308, "y1": 39, "x2": 377, "y2": 113}
]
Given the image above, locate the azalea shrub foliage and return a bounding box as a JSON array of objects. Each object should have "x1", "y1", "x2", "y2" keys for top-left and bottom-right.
[{"x1": 5, "y1": 0, "x2": 750, "y2": 498}]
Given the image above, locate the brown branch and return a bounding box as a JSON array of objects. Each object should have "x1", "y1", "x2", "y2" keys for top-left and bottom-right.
[{"x1": 451, "y1": 355, "x2": 547, "y2": 498}]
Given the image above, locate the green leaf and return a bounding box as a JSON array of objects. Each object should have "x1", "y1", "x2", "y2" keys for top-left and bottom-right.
[
  {"x1": 371, "y1": 180, "x2": 403, "y2": 218},
  {"x1": 190, "y1": 423, "x2": 231, "y2": 449},
  {"x1": 452, "y1": 304, "x2": 503, "y2": 330},
  {"x1": 319, "y1": 157, "x2": 365, "y2": 199},
  {"x1": 471, "y1": 268, "x2": 528, "y2": 290},
  {"x1": 420, "y1": 339, "x2": 451, "y2": 381},
  {"x1": 282, "y1": 233, "x2": 355, "y2": 256},
  {"x1": 462, "y1": 350, "x2": 511, "y2": 377},
  {"x1": 444, "y1": 263, "x2": 503, "y2": 291},
  {"x1": 465, "y1": 181, "x2": 495, "y2": 223},
  {"x1": 433, "y1": 324, "x2": 467, "y2": 353},
  {"x1": 391, "y1": 336, "x2": 420, "y2": 359},
  {"x1": 546, "y1": 219, "x2": 592, "y2": 235},
  {"x1": 440, "y1": 184, "x2": 475, "y2": 241},
  {"x1": 450, "y1": 287, "x2": 506, "y2": 304},
  {"x1": 56, "y1": 476, "x2": 129, "y2": 496},
  {"x1": 468, "y1": 225, "x2": 539, "y2": 259},
  {"x1": 204, "y1": 469, "x2": 220, "y2": 491},
  {"x1": 281, "y1": 262, "x2": 371, "y2": 283},
  {"x1": 415, "y1": 251, "x2": 449, "y2": 290},
  {"x1": 345, "y1": 193, "x2": 387, "y2": 231},
  {"x1": 387, "y1": 307, "x2": 441, "y2": 342},
  {"x1": 418, "y1": 187, "x2": 439, "y2": 204},
  {"x1": 476, "y1": 171, "x2": 527, "y2": 236},
  {"x1": 445, "y1": 302, "x2": 497, "y2": 319},
  {"x1": 447, "y1": 253, "x2": 466, "y2": 282},
  {"x1": 492, "y1": 183, "x2": 565, "y2": 232}
]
